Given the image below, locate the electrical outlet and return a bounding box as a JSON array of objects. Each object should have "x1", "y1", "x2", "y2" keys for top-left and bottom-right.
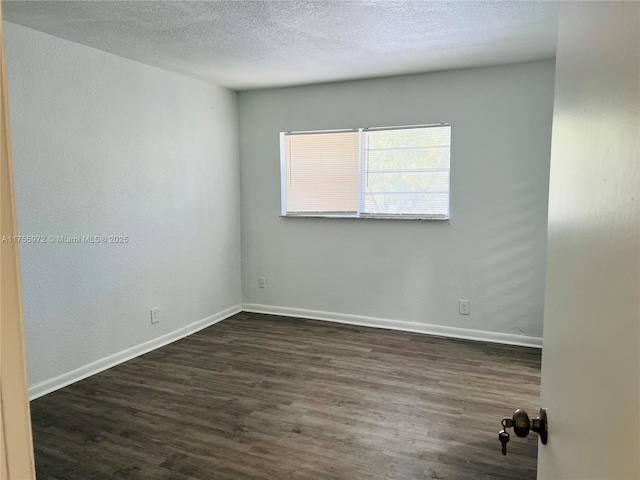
[
  {"x1": 459, "y1": 300, "x2": 470, "y2": 315},
  {"x1": 150, "y1": 307, "x2": 159, "y2": 324},
  {"x1": 259, "y1": 277, "x2": 267, "y2": 288}
]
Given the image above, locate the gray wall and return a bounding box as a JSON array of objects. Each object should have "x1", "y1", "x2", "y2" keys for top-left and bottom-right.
[
  {"x1": 5, "y1": 23, "x2": 241, "y2": 388},
  {"x1": 239, "y1": 61, "x2": 555, "y2": 340},
  {"x1": 5, "y1": 19, "x2": 554, "y2": 389}
]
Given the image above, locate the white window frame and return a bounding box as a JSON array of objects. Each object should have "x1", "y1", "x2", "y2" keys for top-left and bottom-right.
[{"x1": 280, "y1": 123, "x2": 451, "y2": 220}]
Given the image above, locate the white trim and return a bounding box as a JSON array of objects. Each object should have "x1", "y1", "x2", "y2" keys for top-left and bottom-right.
[
  {"x1": 279, "y1": 132, "x2": 287, "y2": 216},
  {"x1": 357, "y1": 127, "x2": 365, "y2": 216},
  {"x1": 28, "y1": 304, "x2": 242, "y2": 400},
  {"x1": 242, "y1": 303, "x2": 542, "y2": 349},
  {"x1": 28, "y1": 302, "x2": 541, "y2": 401}
]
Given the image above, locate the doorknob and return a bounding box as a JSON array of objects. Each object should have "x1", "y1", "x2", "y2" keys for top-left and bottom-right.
[{"x1": 498, "y1": 408, "x2": 547, "y2": 455}]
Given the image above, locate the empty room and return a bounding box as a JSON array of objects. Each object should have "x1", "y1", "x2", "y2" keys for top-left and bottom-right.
[{"x1": 1, "y1": 1, "x2": 638, "y2": 479}]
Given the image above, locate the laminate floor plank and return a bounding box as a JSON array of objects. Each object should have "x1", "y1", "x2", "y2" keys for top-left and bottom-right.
[{"x1": 30, "y1": 312, "x2": 541, "y2": 479}]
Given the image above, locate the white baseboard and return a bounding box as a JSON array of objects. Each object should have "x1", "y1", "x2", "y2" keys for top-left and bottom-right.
[
  {"x1": 29, "y1": 304, "x2": 242, "y2": 400},
  {"x1": 242, "y1": 303, "x2": 542, "y2": 349},
  {"x1": 29, "y1": 303, "x2": 540, "y2": 400}
]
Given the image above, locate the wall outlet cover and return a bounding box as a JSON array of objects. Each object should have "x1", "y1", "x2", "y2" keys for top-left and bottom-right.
[{"x1": 459, "y1": 300, "x2": 470, "y2": 315}]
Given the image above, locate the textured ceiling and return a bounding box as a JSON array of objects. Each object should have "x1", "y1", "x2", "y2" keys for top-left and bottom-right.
[{"x1": 4, "y1": 1, "x2": 558, "y2": 91}]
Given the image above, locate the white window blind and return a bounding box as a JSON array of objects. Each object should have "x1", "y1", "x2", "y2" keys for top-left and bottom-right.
[
  {"x1": 361, "y1": 125, "x2": 450, "y2": 218},
  {"x1": 281, "y1": 124, "x2": 451, "y2": 219},
  {"x1": 283, "y1": 131, "x2": 360, "y2": 215}
]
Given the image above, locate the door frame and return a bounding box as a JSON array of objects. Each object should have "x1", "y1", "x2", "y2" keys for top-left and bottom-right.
[{"x1": 0, "y1": 0, "x2": 36, "y2": 476}]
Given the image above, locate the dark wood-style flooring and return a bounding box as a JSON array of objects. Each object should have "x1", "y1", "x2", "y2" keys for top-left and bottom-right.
[{"x1": 30, "y1": 312, "x2": 542, "y2": 479}]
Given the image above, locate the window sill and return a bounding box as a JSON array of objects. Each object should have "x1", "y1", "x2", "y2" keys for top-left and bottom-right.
[{"x1": 280, "y1": 214, "x2": 450, "y2": 221}]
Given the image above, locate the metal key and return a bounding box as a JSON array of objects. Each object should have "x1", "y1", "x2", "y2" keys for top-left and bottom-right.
[{"x1": 499, "y1": 429, "x2": 510, "y2": 455}]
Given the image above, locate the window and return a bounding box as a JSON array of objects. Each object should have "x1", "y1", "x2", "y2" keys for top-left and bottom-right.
[{"x1": 280, "y1": 124, "x2": 450, "y2": 219}]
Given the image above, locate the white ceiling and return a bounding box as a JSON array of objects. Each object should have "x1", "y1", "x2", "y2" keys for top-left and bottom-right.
[{"x1": 4, "y1": 1, "x2": 559, "y2": 91}]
